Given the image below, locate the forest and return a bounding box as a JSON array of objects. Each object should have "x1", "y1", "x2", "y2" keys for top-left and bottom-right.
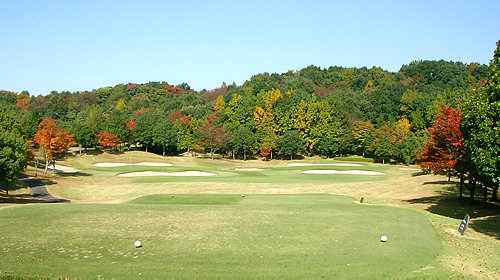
[{"x1": 1, "y1": 41, "x2": 499, "y2": 201}]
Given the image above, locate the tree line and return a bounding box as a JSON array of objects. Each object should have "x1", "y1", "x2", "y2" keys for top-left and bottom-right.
[{"x1": 1, "y1": 41, "x2": 498, "y2": 201}]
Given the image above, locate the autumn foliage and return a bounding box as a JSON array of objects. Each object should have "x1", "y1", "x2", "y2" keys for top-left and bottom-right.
[
  {"x1": 126, "y1": 119, "x2": 136, "y2": 131},
  {"x1": 260, "y1": 144, "x2": 272, "y2": 158},
  {"x1": 34, "y1": 118, "x2": 76, "y2": 160},
  {"x1": 97, "y1": 132, "x2": 121, "y2": 149},
  {"x1": 418, "y1": 104, "x2": 465, "y2": 176},
  {"x1": 33, "y1": 118, "x2": 76, "y2": 173},
  {"x1": 165, "y1": 85, "x2": 184, "y2": 95}
]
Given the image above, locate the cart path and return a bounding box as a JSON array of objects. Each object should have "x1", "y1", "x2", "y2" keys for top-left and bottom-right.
[{"x1": 19, "y1": 174, "x2": 70, "y2": 203}]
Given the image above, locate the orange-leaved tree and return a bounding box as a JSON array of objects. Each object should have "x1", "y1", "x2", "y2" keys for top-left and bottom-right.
[
  {"x1": 33, "y1": 118, "x2": 76, "y2": 174},
  {"x1": 97, "y1": 132, "x2": 121, "y2": 149}
]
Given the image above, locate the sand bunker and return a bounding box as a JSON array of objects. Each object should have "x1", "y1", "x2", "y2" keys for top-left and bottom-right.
[
  {"x1": 117, "y1": 171, "x2": 216, "y2": 177},
  {"x1": 288, "y1": 163, "x2": 363, "y2": 167},
  {"x1": 301, "y1": 170, "x2": 385, "y2": 175},
  {"x1": 235, "y1": 168, "x2": 263, "y2": 171},
  {"x1": 94, "y1": 162, "x2": 172, "y2": 167},
  {"x1": 46, "y1": 164, "x2": 79, "y2": 173}
]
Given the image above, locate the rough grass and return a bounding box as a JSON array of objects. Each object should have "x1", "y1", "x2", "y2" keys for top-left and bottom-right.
[{"x1": 0, "y1": 195, "x2": 450, "y2": 279}]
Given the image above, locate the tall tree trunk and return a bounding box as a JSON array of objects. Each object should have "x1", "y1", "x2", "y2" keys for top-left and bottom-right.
[
  {"x1": 244, "y1": 151, "x2": 247, "y2": 161},
  {"x1": 271, "y1": 150, "x2": 273, "y2": 160},
  {"x1": 232, "y1": 150, "x2": 235, "y2": 160},
  {"x1": 44, "y1": 152, "x2": 49, "y2": 174},
  {"x1": 290, "y1": 154, "x2": 293, "y2": 160},
  {"x1": 492, "y1": 184, "x2": 499, "y2": 201},
  {"x1": 162, "y1": 144, "x2": 165, "y2": 156},
  {"x1": 468, "y1": 177, "x2": 476, "y2": 201},
  {"x1": 211, "y1": 148, "x2": 214, "y2": 160},
  {"x1": 5, "y1": 181, "x2": 9, "y2": 196}
]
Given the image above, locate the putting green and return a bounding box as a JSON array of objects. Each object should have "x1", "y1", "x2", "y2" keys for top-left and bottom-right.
[{"x1": 0, "y1": 194, "x2": 450, "y2": 279}]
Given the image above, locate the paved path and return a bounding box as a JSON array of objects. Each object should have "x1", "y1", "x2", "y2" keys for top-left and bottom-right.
[{"x1": 19, "y1": 174, "x2": 70, "y2": 203}]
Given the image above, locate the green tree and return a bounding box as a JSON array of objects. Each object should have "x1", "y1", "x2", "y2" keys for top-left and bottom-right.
[
  {"x1": 152, "y1": 117, "x2": 177, "y2": 156},
  {"x1": 106, "y1": 109, "x2": 131, "y2": 146},
  {"x1": 134, "y1": 113, "x2": 157, "y2": 152},
  {"x1": 175, "y1": 115, "x2": 197, "y2": 156},
  {"x1": 231, "y1": 125, "x2": 257, "y2": 161},
  {"x1": 71, "y1": 122, "x2": 97, "y2": 153},
  {"x1": 0, "y1": 119, "x2": 30, "y2": 195},
  {"x1": 393, "y1": 132, "x2": 426, "y2": 165},
  {"x1": 19, "y1": 109, "x2": 41, "y2": 140},
  {"x1": 461, "y1": 40, "x2": 500, "y2": 201},
  {"x1": 278, "y1": 130, "x2": 305, "y2": 160}
]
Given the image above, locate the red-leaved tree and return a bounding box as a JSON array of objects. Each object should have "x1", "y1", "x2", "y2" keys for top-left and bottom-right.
[
  {"x1": 418, "y1": 104, "x2": 467, "y2": 182},
  {"x1": 97, "y1": 132, "x2": 121, "y2": 149}
]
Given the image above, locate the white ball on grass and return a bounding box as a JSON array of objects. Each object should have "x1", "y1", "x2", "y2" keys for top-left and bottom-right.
[
  {"x1": 242, "y1": 194, "x2": 245, "y2": 197},
  {"x1": 380, "y1": 235, "x2": 388, "y2": 242},
  {"x1": 134, "y1": 240, "x2": 142, "y2": 247}
]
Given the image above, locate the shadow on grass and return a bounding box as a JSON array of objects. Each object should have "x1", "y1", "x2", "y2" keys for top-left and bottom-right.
[
  {"x1": 0, "y1": 193, "x2": 45, "y2": 204},
  {"x1": 423, "y1": 180, "x2": 456, "y2": 185},
  {"x1": 56, "y1": 172, "x2": 92, "y2": 177},
  {"x1": 405, "y1": 182, "x2": 500, "y2": 240},
  {"x1": 22, "y1": 178, "x2": 56, "y2": 187}
]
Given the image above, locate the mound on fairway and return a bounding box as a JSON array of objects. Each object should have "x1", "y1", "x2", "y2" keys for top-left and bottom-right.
[
  {"x1": 93, "y1": 162, "x2": 172, "y2": 167},
  {"x1": 301, "y1": 170, "x2": 385, "y2": 175},
  {"x1": 288, "y1": 163, "x2": 363, "y2": 167},
  {"x1": 0, "y1": 194, "x2": 449, "y2": 279},
  {"x1": 117, "y1": 171, "x2": 216, "y2": 177}
]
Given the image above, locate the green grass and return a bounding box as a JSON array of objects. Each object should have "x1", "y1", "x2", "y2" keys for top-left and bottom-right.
[
  {"x1": 7, "y1": 151, "x2": 499, "y2": 278},
  {"x1": 0, "y1": 194, "x2": 451, "y2": 279}
]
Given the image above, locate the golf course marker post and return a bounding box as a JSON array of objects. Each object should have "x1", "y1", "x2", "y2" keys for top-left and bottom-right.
[{"x1": 458, "y1": 214, "x2": 470, "y2": 236}]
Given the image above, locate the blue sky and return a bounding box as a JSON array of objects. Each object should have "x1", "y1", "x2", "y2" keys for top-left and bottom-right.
[{"x1": 1, "y1": 0, "x2": 499, "y2": 96}]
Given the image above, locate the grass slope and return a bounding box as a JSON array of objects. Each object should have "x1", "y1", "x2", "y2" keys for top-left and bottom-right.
[{"x1": 0, "y1": 194, "x2": 449, "y2": 279}]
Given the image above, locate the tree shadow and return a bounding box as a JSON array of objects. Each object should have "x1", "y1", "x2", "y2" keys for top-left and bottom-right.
[
  {"x1": 471, "y1": 216, "x2": 500, "y2": 239},
  {"x1": 56, "y1": 172, "x2": 92, "y2": 177},
  {"x1": 20, "y1": 177, "x2": 56, "y2": 188},
  {"x1": 412, "y1": 171, "x2": 430, "y2": 177},
  {"x1": 405, "y1": 182, "x2": 500, "y2": 240},
  {"x1": 0, "y1": 193, "x2": 45, "y2": 204},
  {"x1": 423, "y1": 180, "x2": 456, "y2": 185}
]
